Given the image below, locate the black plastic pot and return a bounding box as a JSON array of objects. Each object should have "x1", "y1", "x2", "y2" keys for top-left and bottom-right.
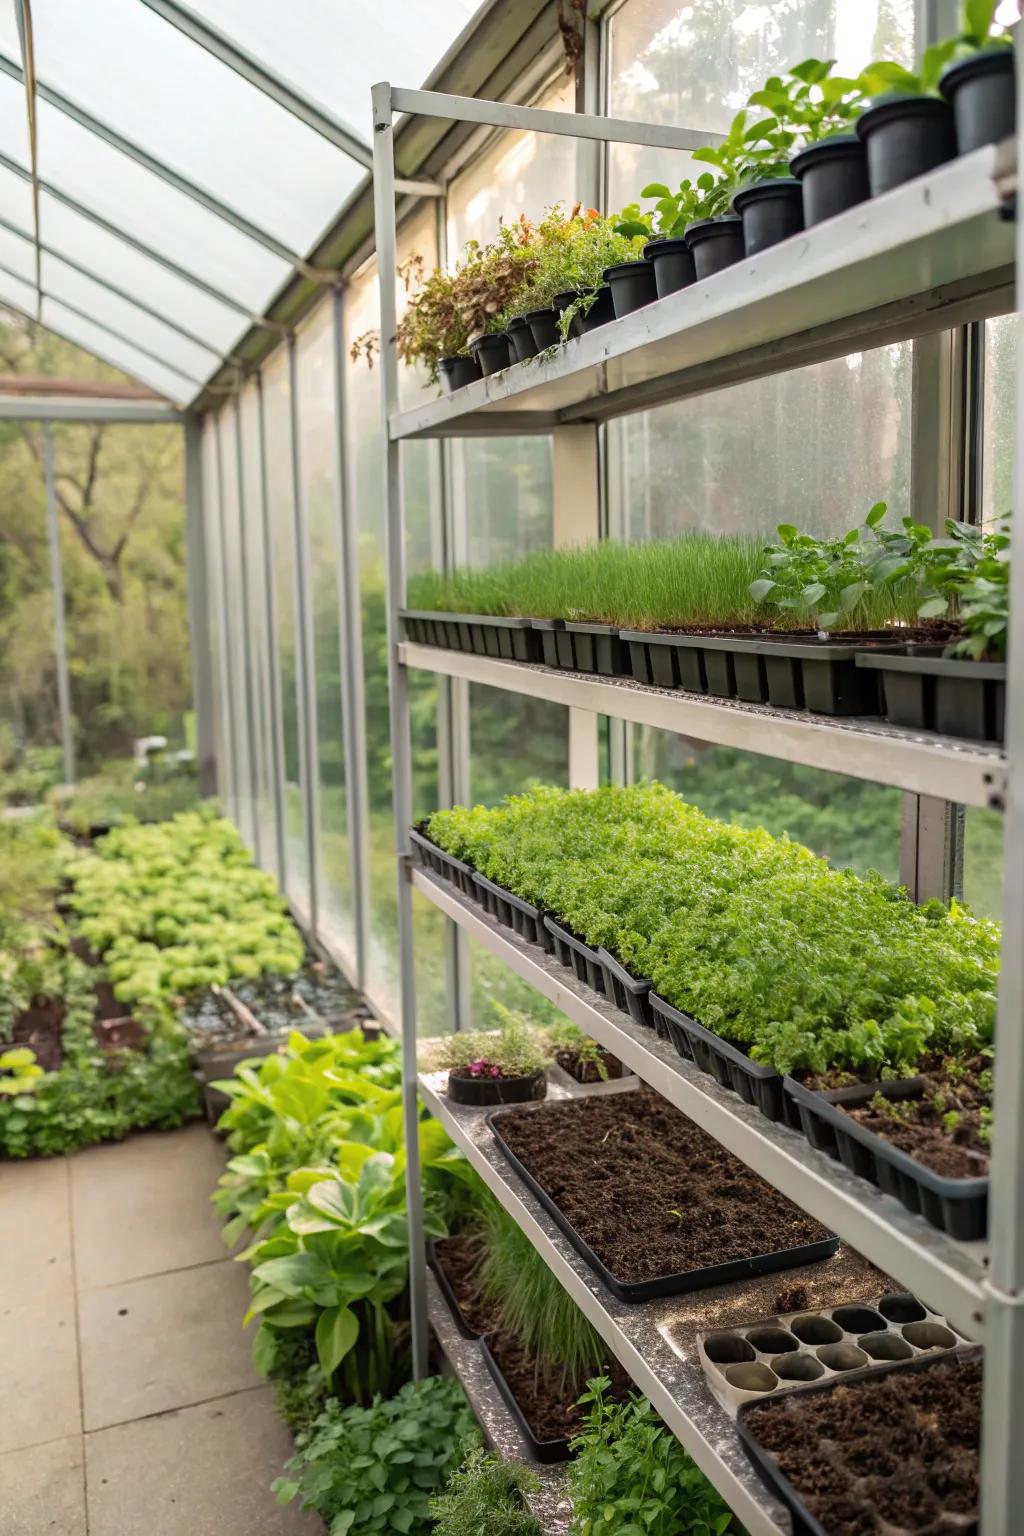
[
  {"x1": 737, "y1": 1349, "x2": 982, "y2": 1536},
  {"x1": 785, "y1": 1076, "x2": 988, "y2": 1242},
  {"x1": 481, "y1": 1337, "x2": 574, "y2": 1463},
  {"x1": 644, "y1": 236, "x2": 696, "y2": 297},
  {"x1": 448, "y1": 1068, "x2": 547, "y2": 1106},
  {"x1": 732, "y1": 177, "x2": 804, "y2": 256},
  {"x1": 650, "y1": 994, "x2": 794, "y2": 1126},
  {"x1": 621, "y1": 630, "x2": 881, "y2": 716},
  {"x1": 941, "y1": 45, "x2": 1016, "y2": 154},
  {"x1": 408, "y1": 825, "x2": 479, "y2": 902},
  {"x1": 579, "y1": 284, "x2": 616, "y2": 331},
  {"x1": 530, "y1": 619, "x2": 628, "y2": 676},
  {"x1": 438, "y1": 354, "x2": 482, "y2": 392},
  {"x1": 400, "y1": 608, "x2": 542, "y2": 663},
  {"x1": 856, "y1": 92, "x2": 957, "y2": 196},
  {"x1": 468, "y1": 332, "x2": 513, "y2": 377},
  {"x1": 544, "y1": 916, "x2": 606, "y2": 996},
  {"x1": 505, "y1": 315, "x2": 539, "y2": 363},
  {"x1": 603, "y1": 258, "x2": 658, "y2": 317},
  {"x1": 524, "y1": 307, "x2": 561, "y2": 351},
  {"x1": 684, "y1": 215, "x2": 745, "y2": 280},
  {"x1": 489, "y1": 1107, "x2": 840, "y2": 1303},
  {"x1": 472, "y1": 872, "x2": 552, "y2": 952},
  {"x1": 856, "y1": 646, "x2": 1006, "y2": 742},
  {"x1": 596, "y1": 948, "x2": 655, "y2": 1031},
  {"x1": 553, "y1": 289, "x2": 585, "y2": 339},
  {"x1": 790, "y1": 133, "x2": 870, "y2": 225}
]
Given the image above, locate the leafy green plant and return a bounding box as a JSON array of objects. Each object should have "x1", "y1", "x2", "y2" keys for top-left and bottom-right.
[
  {"x1": 858, "y1": 0, "x2": 1011, "y2": 99},
  {"x1": 614, "y1": 175, "x2": 722, "y2": 240},
  {"x1": 691, "y1": 109, "x2": 795, "y2": 211},
  {"x1": 494, "y1": 206, "x2": 646, "y2": 337},
  {"x1": 440, "y1": 1003, "x2": 547, "y2": 1081},
  {"x1": 431, "y1": 1448, "x2": 541, "y2": 1536},
  {"x1": 0, "y1": 1046, "x2": 43, "y2": 1095},
  {"x1": 747, "y1": 57, "x2": 866, "y2": 144},
  {"x1": 568, "y1": 1378, "x2": 740, "y2": 1536},
  {"x1": 273, "y1": 1375, "x2": 478, "y2": 1535},
  {"x1": 544, "y1": 1018, "x2": 609, "y2": 1079}
]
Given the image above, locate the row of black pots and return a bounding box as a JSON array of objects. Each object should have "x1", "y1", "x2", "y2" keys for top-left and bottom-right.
[
  {"x1": 400, "y1": 610, "x2": 1005, "y2": 743},
  {"x1": 409, "y1": 826, "x2": 990, "y2": 1242},
  {"x1": 437, "y1": 48, "x2": 1014, "y2": 394}
]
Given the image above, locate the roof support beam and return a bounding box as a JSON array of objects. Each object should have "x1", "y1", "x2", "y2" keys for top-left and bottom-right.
[
  {"x1": 0, "y1": 51, "x2": 321, "y2": 271},
  {"x1": 0, "y1": 209, "x2": 236, "y2": 366},
  {"x1": 0, "y1": 394, "x2": 183, "y2": 421},
  {"x1": 0, "y1": 291, "x2": 188, "y2": 403},
  {"x1": 11, "y1": 0, "x2": 41, "y2": 320}
]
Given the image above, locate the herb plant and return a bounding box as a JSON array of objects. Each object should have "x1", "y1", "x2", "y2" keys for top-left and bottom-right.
[
  {"x1": 441, "y1": 1003, "x2": 547, "y2": 1081},
  {"x1": 272, "y1": 1375, "x2": 478, "y2": 1534},
  {"x1": 568, "y1": 1378, "x2": 740, "y2": 1536},
  {"x1": 691, "y1": 109, "x2": 796, "y2": 212},
  {"x1": 493, "y1": 206, "x2": 646, "y2": 338},
  {"x1": 545, "y1": 1018, "x2": 610, "y2": 1080},
  {"x1": 614, "y1": 175, "x2": 722, "y2": 240},
  {"x1": 431, "y1": 1448, "x2": 541, "y2": 1536},
  {"x1": 748, "y1": 57, "x2": 866, "y2": 144}
]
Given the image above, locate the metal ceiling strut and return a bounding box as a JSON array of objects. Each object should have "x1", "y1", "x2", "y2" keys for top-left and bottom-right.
[{"x1": 11, "y1": 0, "x2": 41, "y2": 320}]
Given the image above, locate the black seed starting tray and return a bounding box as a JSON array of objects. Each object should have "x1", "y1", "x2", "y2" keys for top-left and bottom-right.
[
  {"x1": 400, "y1": 609, "x2": 542, "y2": 663},
  {"x1": 530, "y1": 619, "x2": 629, "y2": 676},
  {"x1": 408, "y1": 825, "x2": 479, "y2": 901},
  {"x1": 856, "y1": 647, "x2": 1006, "y2": 743},
  {"x1": 650, "y1": 993, "x2": 793, "y2": 1125}
]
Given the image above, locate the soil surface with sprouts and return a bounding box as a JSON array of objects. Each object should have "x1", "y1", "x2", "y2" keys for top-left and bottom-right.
[
  {"x1": 842, "y1": 1057, "x2": 991, "y2": 1180},
  {"x1": 493, "y1": 1089, "x2": 831, "y2": 1284}
]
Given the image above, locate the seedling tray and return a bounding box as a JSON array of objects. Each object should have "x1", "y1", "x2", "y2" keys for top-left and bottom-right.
[
  {"x1": 400, "y1": 609, "x2": 542, "y2": 664},
  {"x1": 620, "y1": 630, "x2": 881, "y2": 715},
  {"x1": 543, "y1": 916, "x2": 607, "y2": 995},
  {"x1": 596, "y1": 947, "x2": 655, "y2": 1030},
  {"x1": 785, "y1": 1075, "x2": 989, "y2": 1240},
  {"x1": 427, "y1": 1240, "x2": 481, "y2": 1339},
  {"x1": 737, "y1": 1348, "x2": 982, "y2": 1536},
  {"x1": 488, "y1": 1106, "x2": 840, "y2": 1303},
  {"x1": 480, "y1": 1335, "x2": 574, "y2": 1463},
  {"x1": 856, "y1": 647, "x2": 1005, "y2": 742},
  {"x1": 530, "y1": 618, "x2": 628, "y2": 676},
  {"x1": 408, "y1": 825, "x2": 479, "y2": 902},
  {"x1": 650, "y1": 993, "x2": 793, "y2": 1126},
  {"x1": 472, "y1": 872, "x2": 551, "y2": 951},
  {"x1": 699, "y1": 1289, "x2": 965, "y2": 1417}
]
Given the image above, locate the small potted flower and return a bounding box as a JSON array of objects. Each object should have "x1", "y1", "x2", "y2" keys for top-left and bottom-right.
[{"x1": 441, "y1": 1006, "x2": 548, "y2": 1105}]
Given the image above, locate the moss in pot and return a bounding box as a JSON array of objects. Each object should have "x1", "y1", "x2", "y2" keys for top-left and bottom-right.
[{"x1": 442, "y1": 1008, "x2": 548, "y2": 1106}]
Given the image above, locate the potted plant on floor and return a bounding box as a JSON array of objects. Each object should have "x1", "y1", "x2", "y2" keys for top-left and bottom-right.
[
  {"x1": 441, "y1": 1005, "x2": 549, "y2": 1105},
  {"x1": 431, "y1": 1448, "x2": 541, "y2": 1535}
]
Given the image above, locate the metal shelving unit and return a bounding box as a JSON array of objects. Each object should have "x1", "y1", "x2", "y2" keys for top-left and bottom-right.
[{"x1": 372, "y1": 74, "x2": 1022, "y2": 1536}]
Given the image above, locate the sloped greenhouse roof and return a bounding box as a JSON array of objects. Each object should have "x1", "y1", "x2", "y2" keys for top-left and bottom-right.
[{"x1": 0, "y1": 0, "x2": 481, "y2": 404}]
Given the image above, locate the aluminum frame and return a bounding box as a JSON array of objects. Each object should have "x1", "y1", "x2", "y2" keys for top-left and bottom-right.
[{"x1": 183, "y1": 410, "x2": 215, "y2": 795}]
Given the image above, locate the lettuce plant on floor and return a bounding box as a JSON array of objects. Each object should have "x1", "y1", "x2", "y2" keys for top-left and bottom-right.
[{"x1": 426, "y1": 784, "x2": 999, "y2": 1076}]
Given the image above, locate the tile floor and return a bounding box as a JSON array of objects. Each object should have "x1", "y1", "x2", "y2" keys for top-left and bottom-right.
[{"x1": 0, "y1": 1124, "x2": 322, "y2": 1534}]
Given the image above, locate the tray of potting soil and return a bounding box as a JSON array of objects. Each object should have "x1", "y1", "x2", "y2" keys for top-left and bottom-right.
[
  {"x1": 488, "y1": 1088, "x2": 839, "y2": 1303},
  {"x1": 737, "y1": 1347, "x2": 983, "y2": 1536},
  {"x1": 785, "y1": 1061, "x2": 990, "y2": 1241},
  {"x1": 480, "y1": 1333, "x2": 584, "y2": 1463},
  {"x1": 698, "y1": 1290, "x2": 966, "y2": 1418}
]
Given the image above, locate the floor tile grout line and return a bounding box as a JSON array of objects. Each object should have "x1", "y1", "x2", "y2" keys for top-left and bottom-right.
[
  {"x1": 66, "y1": 1154, "x2": 90, "y2": 1536},
  {"x1": 83, "y1": 1380, "x2": 270, "y2": 1438},
  {"x1": 77, "y1": 1249, "x2": 238, "y2": 1295}
]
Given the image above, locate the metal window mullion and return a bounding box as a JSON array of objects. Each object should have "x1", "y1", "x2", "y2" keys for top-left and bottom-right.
[
  {"x1": 332, "y1": 286, "x2": 370, "y2": 990},
  {"x1": 42, "y1": 421, "x2": 73, "y2": 784},
  {"x1": 211, "y1": 412, "x2": 237, "y2": 818},
  {"x1": 233, "y1": 392, "x2": 262, "y2": 861},
  {"x1": 288, "y1": 336, "x2": 321, "y2": 936},
  {"x1": 372, "y1": 81, "x2": 427, "y2": 1379},
  {"x1": 183, "y1": 412, "x2": 215, "y2": 795},
  {"x1": 255, "y1": 373, "x2": 288, "y2": 888}
]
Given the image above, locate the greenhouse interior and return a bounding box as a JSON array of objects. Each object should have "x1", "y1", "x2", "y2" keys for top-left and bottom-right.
[{"x1": 2, "y1": 0, "x2": 1023, "y2": 1532}]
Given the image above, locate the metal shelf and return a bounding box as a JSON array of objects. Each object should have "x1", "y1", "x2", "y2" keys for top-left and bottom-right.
[
  {"x1": 427, "y1": 1268, "x2": 572, "y2": 1533},
  {"x1": 399, "y1": 643, "x2": 1006, "y2": 811},
  {"x1": 420, "y1": 1071, "x2": 793, "y2": 1536},
  {"x1": 412, "y1": 864, "x2": 989, "y2": 1340},
  {"x1": 390, "y1": 141, "x2": 1014, "y2": 442}
]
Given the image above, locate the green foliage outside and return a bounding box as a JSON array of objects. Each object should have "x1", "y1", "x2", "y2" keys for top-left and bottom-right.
[
  {"x1": 428, "y1": 783, "x2": 1000, "y2": 1076},
  {"x1": 273, "y1": 1375, "x2": 479, "y2": 1535}
]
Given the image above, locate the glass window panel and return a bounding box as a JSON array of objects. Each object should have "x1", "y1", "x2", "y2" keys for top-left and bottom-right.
[
  {"x1": 0, "y1": 163, "x2": 35, "y2": 237},
  {"x1": 39, "y1": 296, "x2": 198, "y2": 402},
  {"x1": 0, "y1": 267, "x2": 41, "y2": 318},
  {"x1": 0, "y1": 221, "x2": 36, "y2": 285},
  {"x1": 239, "y1": 380, "x2": 278, "y2": 877},
  {"x1": 964, "y1": 809, "x2": 1003, "y2": 921},
  {"x1": 41, "y1": 253, "x2": 219, "y2": 383},
  {"x1": 33, "y1": 98, "x2": 290, "y2": 311},
  {"x1": 607, "y1": 0, "x2": 915, "y2": 205},
  {"x1": 201, "y1": 414, "x2": 232, "y2": 812},
  {"x1": 0, "y1": 70, "x2": 32, "y2": 168},
  {"x1": 983, "y1": 313, "x2": 1016, "y2": 524},
  {"x1": 263, "y1": 347, "x2": 309, "y2": 915},
  {"x1": 295, "y1": 303, "x2": 355, "y2": 960},
  {"x1": 216, "y1": 404, "x2": 256, "y2": 849},
  {"x1": 28, "y1": 0, "x2": 361, "y2": 252}
]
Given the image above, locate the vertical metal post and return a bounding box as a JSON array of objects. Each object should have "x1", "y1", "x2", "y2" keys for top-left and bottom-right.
[
  {"x1": 255, "y1": 375, "x2": 288, "y2": 889},
  {"x1": 43, "y1": 422, "x2": 74, "y2": 785},
  {"x1": 978, "y1": 39, "x2": 1024, "y2": 1535},
  {"x1": 332, "y1": 285, "x2": 371, "y2": 990},
  {"x1": 372, "y1": 79, "x2": 428, "y2": 1379},
  {"x1": 183, "y1": 412, "x2": 216, "y2": 796},
  {"x1": 288, "y1": 336, "x2": 322, "y2": 936},
  {"x1": 553, "y1": 425, "x2": 601, "y2": 790},
  {"x1": 212, "y1": 414, "x2": 238, "y2": 820},
  {"x1": 233, "y1": 394, "x2": 262, "y2": 864}
]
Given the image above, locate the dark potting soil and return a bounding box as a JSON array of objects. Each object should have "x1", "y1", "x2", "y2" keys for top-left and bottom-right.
[
  {"x1": 555, "y1": 1048, "x2": 627, "y2": 1084},
  {"x1": 495, "y1": 1090, "x2": 830, "y2": 1283},
  {"x1": 93, "y1": 1016, "x2": 146, "y2": 1052},
  {"x1": 487, "y1": 1332, "x2": 630, "y2": 1447},
  {"x1": 744, "y1": 1353, "x2": 981, "y2": 1534},
  {"x1": 13, "y1": 999, "x2": 64, "y2": 1071},
  {"x1": 844, "y1": 1056, "x2": 991, "y2": 1180},
  {"x1": 433, "y1": 1233, "x2": 503, "y2": 1337},
  {"x1": 184, "y1": 956, "x2": 360, "y2": 1040}
]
